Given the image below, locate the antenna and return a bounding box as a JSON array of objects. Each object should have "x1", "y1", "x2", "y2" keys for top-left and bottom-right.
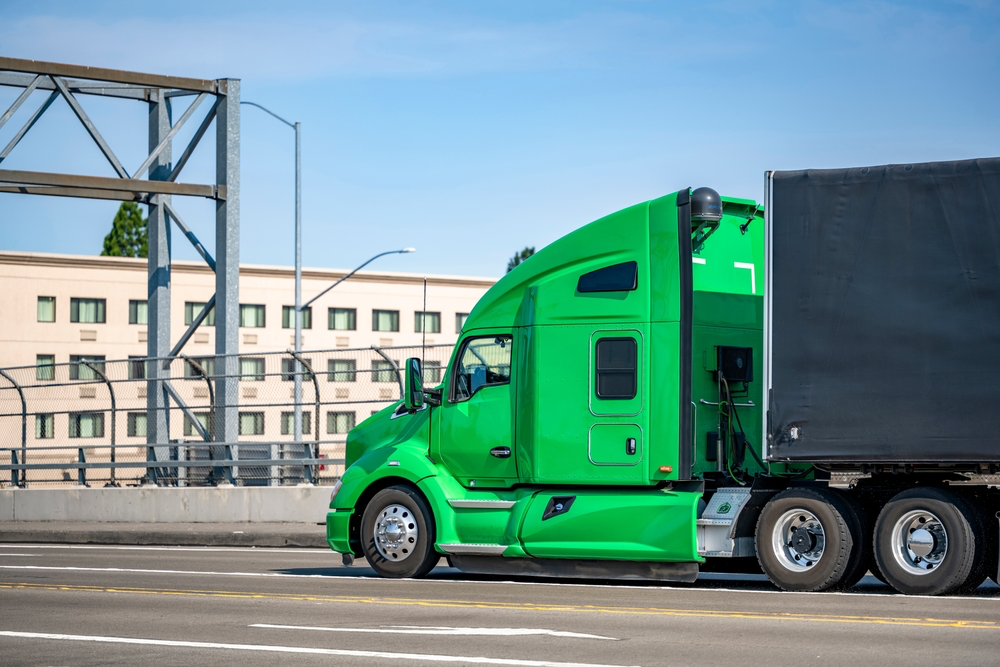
[{"x1": 421, "y1": 277, "x2": 428, "y2": 372}]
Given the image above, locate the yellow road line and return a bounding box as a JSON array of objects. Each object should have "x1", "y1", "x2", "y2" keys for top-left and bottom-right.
[{"x1": 1, "y1": 581, "x2": 997, "y2": 630}]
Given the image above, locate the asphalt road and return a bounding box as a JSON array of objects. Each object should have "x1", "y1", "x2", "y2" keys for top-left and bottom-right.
[{"x1": 0, "y1": 544, "x2": 998, "y2": 667}]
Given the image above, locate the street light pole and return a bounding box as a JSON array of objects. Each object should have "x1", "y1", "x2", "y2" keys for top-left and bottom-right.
[
  {"x1": 302, "y1": 248, "x2": 416, "y2": 310},
  {"x1": 240, "y1": 101, "x2": 304, "y2": 443}
]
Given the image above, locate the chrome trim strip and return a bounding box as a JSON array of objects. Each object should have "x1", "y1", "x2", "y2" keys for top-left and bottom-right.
[
  {"x1": 447, "y1": 500, "x2": 516, "y2": 509},
  {"x1": 438, "y1": 543, "x2": 508, "y2": 555}
]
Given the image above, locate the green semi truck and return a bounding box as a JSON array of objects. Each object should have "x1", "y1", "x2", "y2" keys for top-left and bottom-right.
[{"x1": 326, "y1": 157, "x2": 1000, "y2": 596}]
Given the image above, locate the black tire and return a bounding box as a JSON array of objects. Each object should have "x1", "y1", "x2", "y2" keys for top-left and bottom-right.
[
  {"x1": 873, "y1": 488, "x2": 985, "y2": 596},
  {"x1": 832, "y1": 490, "x2": 872, "y2": 590},
  {"x1": 755, "y1": 487, "x2": 867, "y2": 592},
  {"x1": 361, "y1": 485, "x2": 438, "y2": 579}
]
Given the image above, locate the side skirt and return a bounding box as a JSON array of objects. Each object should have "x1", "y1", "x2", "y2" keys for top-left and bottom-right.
[{"x1": 449, "y1": 555, "x2": 699, "y2": 583}]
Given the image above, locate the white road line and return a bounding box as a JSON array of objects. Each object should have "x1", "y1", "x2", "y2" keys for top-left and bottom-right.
[
  {"x1": 0, "y1": 554, "x2": 36, "y2": 557},
  {"x1": 0, "y1": 631, "x2": 639, "y2": 667},
  {"x1": 0, "y1": 544, "x2": 331, "y2": 554},
  {"x1": 251, "y1": 623, "x2": 617, "y2": 640},
  {"x1": 1, "y1": 564, "x2": 995, "y2": 601}
]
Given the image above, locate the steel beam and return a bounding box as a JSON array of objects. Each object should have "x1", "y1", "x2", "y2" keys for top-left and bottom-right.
[
  {"x1": 214, "y1": 79, "x2": 240, "y2": 475},
  {"x1": 0, "y1": 185, "x2": 147, "y2": 202},
  {"x1": 50, "y1": 75, "x2": 130, "y2": 179},
  {"x1": 0, "y1": 92, "x2": 58, "y2": 163},
  {"x1": 146, "y1": 89, "x2": 172, "y2": 467},
  {"x1": 168, "y1": 97, "x2": 221, "y2": 183},
  {"x1": 0, "y1": 74, "x2": 42, "y2": 132},
  {"x1": 0, "y1": 169, "x2": 223, "y2": 199},
  {"x1": 133, "y1": 93, "x2": 206, "y2": 180},
  {"x1": 0, "y1": 56, "x2": 219, "y2": 93},
  {"x1": 0, "y1": 72, "x2": 151, "y2": 100}
]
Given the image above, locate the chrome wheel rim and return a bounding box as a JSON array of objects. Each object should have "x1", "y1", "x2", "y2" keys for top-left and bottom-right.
[
  {"x1": 890, "y1": 510, "x2": 947, "y2": 575},
  {"x1": 771, "y1": 509, "x2": 826, "y2": 572},
  {"x1": 373, "y1": 503, "x2": 418, "y2": 561}
]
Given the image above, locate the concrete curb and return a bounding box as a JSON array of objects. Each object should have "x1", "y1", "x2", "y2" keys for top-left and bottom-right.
[{"x1": 0, "y1": 522, "x2": 328, "y2": 548}]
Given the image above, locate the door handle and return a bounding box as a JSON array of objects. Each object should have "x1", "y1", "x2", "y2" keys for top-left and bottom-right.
[
  {"x1": 490, "y1": 446, "x2": 511, "y2": 458},
  {"x1": 626, "y1": 438, "x2": 637, "y2": 455}
]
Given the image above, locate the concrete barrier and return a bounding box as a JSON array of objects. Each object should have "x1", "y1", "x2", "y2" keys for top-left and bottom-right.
[{"x1": 0, "y1": 486, "x2": 332, "y2": 523}]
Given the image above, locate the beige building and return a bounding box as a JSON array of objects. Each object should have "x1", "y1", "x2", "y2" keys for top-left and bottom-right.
[
  {"x1": 0, "y1": 251, "x2": 495, "y2": 487},
  {"x1": 0, "y1": 251, "x2": 496, "y2": 368}
]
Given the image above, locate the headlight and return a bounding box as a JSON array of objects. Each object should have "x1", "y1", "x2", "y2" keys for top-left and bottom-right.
[{"x1": 329, "y1": 479, "x2": 343, "y2": 504}]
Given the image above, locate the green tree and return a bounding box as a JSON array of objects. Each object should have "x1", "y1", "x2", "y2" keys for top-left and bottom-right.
[
  {"x1": 506, "y1": 246, "x2": 535, "y2": 273},
  {"x1": 101, "y1": 202, "x2": 148, "y2": 258}
]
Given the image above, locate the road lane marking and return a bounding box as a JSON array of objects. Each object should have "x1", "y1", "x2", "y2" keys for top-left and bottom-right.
[
  {"x1": 0, "y1": 564, "x2": 995, "y2": 601},
  {"x1": 250, "y1": 623, "x2": 617, "y2": 640},
  {"x1": 0, "y1": 544, "x2": 331, "y2": 554},
  {"x1": 0, "y1": 631, "x2": 638, "y2": 667},
  {"x1": 0, "y1": 554, "x2": 36, "y2": 557},
  {"x1": 3, "y1": 582, "x2": 999, "y2": 630}
]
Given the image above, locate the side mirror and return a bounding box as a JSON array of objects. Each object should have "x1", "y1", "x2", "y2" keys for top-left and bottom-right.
[{"x1": 403, "y1": 357, "x2": 424, "y2": 412}]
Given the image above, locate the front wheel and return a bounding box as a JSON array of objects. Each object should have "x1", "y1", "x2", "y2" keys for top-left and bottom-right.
[
  {"x1": 361, "y1": 485, "x2": 439, "y2": 579},
  {"x1": 756, "y1": 488, "x2": 868, "y2": 592}
]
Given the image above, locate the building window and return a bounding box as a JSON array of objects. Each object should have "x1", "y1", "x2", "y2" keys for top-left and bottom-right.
[
  {"x1": 183, "y1": 412, "x2": 214, "y2": 438},
  {"x1": 240, "y1": 358, "x2": 265, "y2": 381},
  {"x1": 37, "y1": 296, "x2": 56, "y2": 323},
  {"x1": 415, "y1": 311, "x2": 441, "y2": 334},
  {"x1": 239, "y1": 412, "x2": 264, "y2": 436},
  {"x1": 36, "y1": 354, "x2": 55, "y2": 381},
  {"x1": 128, "y1": 356, "x2": 146, "y2": 380},
  {"x1": 70, "y1": 298, "x2": 106, "y2": 323},
  {"x1": 185, "y1": 357, "x2": 215, "y2": 378},
  {"x1": 281, "y1": 358, "x2": 314, "y2": 382},
  {"x1": 455, "y1": 312, "x2": 469, "y2": 333},
  {"x1": 129, "y1": 300, "x2": 148, "y2": 325},
  {"x1": 35, "y1": 414, "x2": 54, "y2": 439},
  {"x1": 326, "y1": 411, "x2": 355, "y2": 434},
  {"x1": 328, "y1": 308, "x2": 356, "y2": 331},
  {"x1": 423, "y1": 360, "x2": 443, "y2": 384},
  {"x1": 372, "y1": 310, "x2": 399, "y2": 332},
  {"x1": 372, "y1": 359, "x2": 399, "y2": 383},
  {"x1": 184, "y1": 302, "x2": 215, "y2": 326},
  {"x1": 327, "y1": 359, "x2": 356, "y2": 383},
  {"x1": 282, "y1": 306, "x2": 312, "y2": 329},
  {"x1": 69, "y1": 412, "x2": 105, "y2": 438},
  {"x1": 240, "y1": 304, "x2": 266, "y2": 328},
  {"x1": 281, "y1": 411, "x2": 313, "y2": 435},
  {"x1": 127, "y1": 412, "x2": 147, "y2": 437},
  {"x1": 69, "y1": 355, "x2": 106, "y2": 381}
]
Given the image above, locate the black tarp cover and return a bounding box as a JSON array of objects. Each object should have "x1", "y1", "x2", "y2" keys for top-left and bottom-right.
[{"x1": 768, "y1": 158, "x2": 1000, "y2": 463}]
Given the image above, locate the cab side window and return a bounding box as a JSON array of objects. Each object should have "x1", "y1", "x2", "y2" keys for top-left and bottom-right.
[{"x1": 452, "y1": 335, "x2": 513, "y2": 401}]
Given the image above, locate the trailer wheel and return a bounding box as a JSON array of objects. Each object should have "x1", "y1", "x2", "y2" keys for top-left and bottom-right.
[
  {"x1": 361, "y1": 485, "x2": 438, "y2": 579},
  {"x1": 756, "y1": 488, "x2": 866, "y2": 592},
  {"x1": 874, "y1": 488, "x2": 985, "y2": 596}
]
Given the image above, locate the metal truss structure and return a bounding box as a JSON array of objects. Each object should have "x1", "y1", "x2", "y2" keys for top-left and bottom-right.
[{"x1": 0, "y1": 57, "x2": 241, "y2": 473}]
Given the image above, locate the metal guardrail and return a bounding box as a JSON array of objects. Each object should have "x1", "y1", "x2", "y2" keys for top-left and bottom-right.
[{"x1": 0, "y1": 344, "x2": 452, "y2": 488}]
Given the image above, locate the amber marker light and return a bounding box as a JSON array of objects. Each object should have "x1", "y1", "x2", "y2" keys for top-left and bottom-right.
[{"x1": 659, "y1": 466, "x2": 673, "y2": 473}]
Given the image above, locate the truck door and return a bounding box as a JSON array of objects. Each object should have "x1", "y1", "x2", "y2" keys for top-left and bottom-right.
[{"x1": 432, "y1": 332, "x2": 517, "y2": 486}]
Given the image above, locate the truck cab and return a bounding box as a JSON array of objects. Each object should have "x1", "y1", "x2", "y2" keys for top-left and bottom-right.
[{"x1": 327, "y1": 187, "x2": 767, "y2": 581}]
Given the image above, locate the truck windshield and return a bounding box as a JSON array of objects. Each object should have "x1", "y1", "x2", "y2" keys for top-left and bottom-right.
[{"x1": 452, "y1": 335, "x2": 513, "y2": 401}]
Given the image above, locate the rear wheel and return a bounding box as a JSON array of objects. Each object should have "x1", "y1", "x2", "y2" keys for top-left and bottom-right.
[
  {"x1": 756, "y1": 488, "x2": 867, "y2": 592},
  {"x1": 873, "y1": 488, "x2": 986, "y2": 596},
  {"x1": 361, "y1": 485, "x2": 438, "y2": 579}
]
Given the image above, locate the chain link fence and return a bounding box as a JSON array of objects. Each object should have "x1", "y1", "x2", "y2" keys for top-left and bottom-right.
[{"x1": 0, "y1": 344, "x2": 453, "y2": 488}]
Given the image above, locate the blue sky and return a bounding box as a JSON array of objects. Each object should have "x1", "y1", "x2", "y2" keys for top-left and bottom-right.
[{"x1": 1, "y1": 1, "x2": 998, "y2": 277}]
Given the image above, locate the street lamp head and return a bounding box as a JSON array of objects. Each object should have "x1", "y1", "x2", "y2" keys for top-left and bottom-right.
[{"x1": 400, "y1": 248, "x2": 416, "y2": 253}]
